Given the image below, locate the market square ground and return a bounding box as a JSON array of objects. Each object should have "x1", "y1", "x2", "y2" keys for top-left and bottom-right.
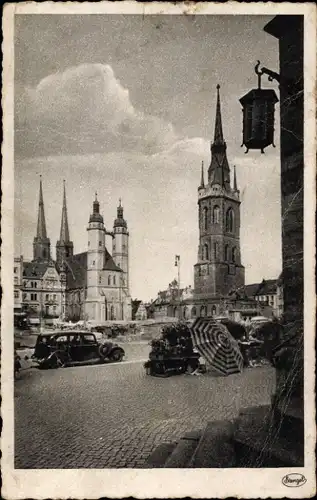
[{"x1": 15, "y1": 341, "x2": 275, "y2": 468}]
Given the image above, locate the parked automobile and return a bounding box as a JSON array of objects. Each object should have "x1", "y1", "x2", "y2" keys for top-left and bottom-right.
[{"x1": 31, "y1": 331, "x2": 125, "y2": 369}]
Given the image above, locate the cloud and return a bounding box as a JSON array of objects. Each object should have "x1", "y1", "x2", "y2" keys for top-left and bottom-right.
[{"x1": 15, "y1": 63, "x2": 178, "y2": 157}]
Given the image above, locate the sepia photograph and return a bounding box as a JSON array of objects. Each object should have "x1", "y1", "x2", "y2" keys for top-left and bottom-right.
[{"x1": 1, "y1": 2, "x2": 316, "y2": 499}]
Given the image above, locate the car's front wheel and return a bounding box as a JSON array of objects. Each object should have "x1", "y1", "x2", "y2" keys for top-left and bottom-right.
[{"x1": 109, "y1": 349, "x2": 124, "y2": 362}]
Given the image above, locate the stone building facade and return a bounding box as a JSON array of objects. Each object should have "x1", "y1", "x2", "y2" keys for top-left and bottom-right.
[{"x1": 16, "y1": 179, "x2": 132, "y2": 323}]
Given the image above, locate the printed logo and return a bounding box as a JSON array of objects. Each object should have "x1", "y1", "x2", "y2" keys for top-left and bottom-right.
[{"x1": 282, "y1": 473, "x2": 307, "y2": 487}]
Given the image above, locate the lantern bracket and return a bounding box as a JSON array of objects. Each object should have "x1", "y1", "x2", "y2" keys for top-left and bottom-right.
[{"x1": 255, "y1": 60, "x2": 280, "y2": 89}]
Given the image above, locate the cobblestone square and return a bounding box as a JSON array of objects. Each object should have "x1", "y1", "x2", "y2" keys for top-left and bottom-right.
[{"x1": 15, "y1": 342, "x2": 275, "y2": 468}]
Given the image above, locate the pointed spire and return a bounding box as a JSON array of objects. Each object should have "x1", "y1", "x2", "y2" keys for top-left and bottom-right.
[
  {"x1": 208, "y1": 85, "x2": 231, "y2": 190},
  {"x1": 233, "y1": 166, "x2": 238, "y2": 191},
  {"x1": 114, "y1": 198, "x2": 127, "y2": 229},
  {"x1": 34, "y1": 175, "x2": 51, "y2": 261},
  {"x1": 89, "y1": 192, "x2": 103, "y2": 223},
  {"x1": 93, "y1": 192, "x2": 100, "y2": 214},
  {"x1": 214, "y1": 84, "x2": 224, "y2": 145},
  {"x1": 36, "y1": 175, "x2": 47, "y2": 239},
  {"x1": 117, "y1": 198, "x2": 124, "y2": 219},
  {"x1": 200, "y1": 161, "x2": 205, "y2": 188},
  {"x1": 59, "y1": 180, "x2": 70, "y2": 242}
]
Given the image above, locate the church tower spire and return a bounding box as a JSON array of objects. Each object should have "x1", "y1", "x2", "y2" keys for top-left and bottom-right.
[
  {"x1": 233, "y1": 165, "x2": 238, "y2": 191},
  {"x1": 199, "y1": 161, "x2": 205, "y2": 189},
  {"x1": 208, "y1": 85, "x2": 231, "y2": 190},
  {"x1": 33, "y1": 176, "x2": 51, "y2": 261},
  {"x1": 56, "y1": 180, "x2": 73, "y2": 269},
  {"x1": 214, "y1": 84, "x2": 224, "y2": 145}
]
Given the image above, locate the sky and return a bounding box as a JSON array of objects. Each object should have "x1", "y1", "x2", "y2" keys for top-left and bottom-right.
[{"x1": 14, "y1": 14, "x2": 282, "y2": 301}]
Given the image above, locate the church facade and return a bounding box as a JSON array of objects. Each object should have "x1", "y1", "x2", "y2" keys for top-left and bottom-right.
[{"x1": 17, "y1": 178, "x2": 132, "y2": 323}]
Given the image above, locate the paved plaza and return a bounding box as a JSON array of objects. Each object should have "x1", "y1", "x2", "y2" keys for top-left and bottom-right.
[{"x1": 15, "y1": 341, "x2": 275, "y2": 468}]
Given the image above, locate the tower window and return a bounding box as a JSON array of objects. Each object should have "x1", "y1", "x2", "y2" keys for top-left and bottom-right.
[
  {"x1": 99, "y1": 276, "x2": 101, "y2": 284},
  {"x1": 99, "y1": 241, "x2": 102, "y2": 246},
  {"x1": 203, "y1": 243, "x2": 209, "y2": 261},
  {"x1": 232, "y1": 247, "x2": 237, "y2": 263},
  {"x1": 203, "y1": 207, "x2": 208, "y2": 231},
  {"x1": 191, "y1": 306, "x2": 196, "y2": 318},
  {"x1": 108, "y1": 275, "x2": 111, "y2": 286},
  {"x1": 226, "y1": 208, "x2": 235, "y2": 232},
  {"x1": 113, "y1": 276, "x2": 116, "y2": 286},
  {"x1": 213, "y1": 206, "x2": 220, "y2": 224},
  {"x1": 214, "y1": 242, "x2": 219, "y2": 260},
  {"x1": 224, "y1": 244, "x2": 229, "y2": 261}
]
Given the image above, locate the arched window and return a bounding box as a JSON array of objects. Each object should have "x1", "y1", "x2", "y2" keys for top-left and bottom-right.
[
  {"x1": 110, "y1": 305, "x2": 115, "y2": 320},
  {"x1": 225, "y1": 245, "x2": 229, "y2": 261},
  {"x1": 203, "y1": 207, "x2": 208, "y2": 231},
  {"x1": 232, "y1": 247, "x2": 237, "y2": 263},
  {"x1": 108, "y1": 275, "x2": 111, "y2": 286},
  {"x1": 214, "y1": 242, "x2": 219, "y2": 260},
  {"x1": 173, "y1": 306, "x2": 178, "y2": 318},
  {"x1": 212, "y1": 306, "x2": 217, "y2": 316},
  {"x1": 204, "y1": 243, "x2": 209, "y2": 261},
  {"x1": 226, "y1": 208, "x2": 234, "y2": 232},
  {"x1": 183, "y1": 306, "x2": 188, "y2": 319},
  {"x1": 113, "y1": 275, "x2": 116, "y2": 286},
  {"x1": 213, "y1": 205, "x2": 220, "y2": 224},
  {"x1": 191, "y1": 306, "x2": 197, "y2": 318},
  {"x1": 200, "y1": 305, "x2": 207, "y2": 317}
]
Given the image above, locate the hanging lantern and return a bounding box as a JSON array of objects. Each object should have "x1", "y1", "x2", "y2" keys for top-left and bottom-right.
[{"x1": 239, "y1": 61, "x2": 279, "y2": 153}]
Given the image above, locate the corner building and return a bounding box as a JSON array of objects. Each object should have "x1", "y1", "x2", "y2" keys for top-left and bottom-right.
[{"x1": 194, "y1": 86, "x2": 245, "y2": 305}]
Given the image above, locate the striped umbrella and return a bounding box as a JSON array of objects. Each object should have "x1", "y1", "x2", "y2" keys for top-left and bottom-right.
[{"x1": 190, "y1": 317, "x2": 244, "y2": 376}]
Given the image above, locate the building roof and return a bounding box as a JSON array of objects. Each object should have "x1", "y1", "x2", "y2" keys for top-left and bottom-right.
[
  {"x1": 256, "y1": 279, "x2": 277, "y2": 296},
  {"x1": 65, "y1": 249, "x2": 122, "y2": 290},
  {"x1": 23, "y1": 260, "x2": 56, "y2": 279},
  {"x1": 104, "y1": 248, "x2": 122, "y2": 272},
  {"x1": 244, "y1": 279, "x2": 278, "y2": 298},
  {"x1": 65, "y1": 252, "x2": 87, "y2": 290},
  {"x1": 244, "y1": 283, "x2": 262, "y2": 297}
]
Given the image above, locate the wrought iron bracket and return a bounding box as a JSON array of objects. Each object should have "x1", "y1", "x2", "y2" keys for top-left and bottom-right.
[{"x1": 255, "y1": 60, "x2": 280, "y2": 88}]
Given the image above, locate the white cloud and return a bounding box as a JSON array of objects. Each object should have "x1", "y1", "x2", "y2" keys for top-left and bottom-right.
[{"x1": 15, "y1": 63, "x2": 178, "y2": 157}]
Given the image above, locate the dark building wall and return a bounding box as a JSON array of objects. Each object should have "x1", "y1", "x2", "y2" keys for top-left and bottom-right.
[{"x1": 264, "y1": 16, "x2": 304, "y2": 328}]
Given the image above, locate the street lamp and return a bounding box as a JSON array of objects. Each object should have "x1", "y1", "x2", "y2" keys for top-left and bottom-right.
[{"x1": 239, "y1": 61, "x2": 279, "y2": 154}]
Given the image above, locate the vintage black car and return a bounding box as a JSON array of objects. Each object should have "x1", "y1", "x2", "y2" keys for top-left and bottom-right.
[
  {"x1": 144, "y1": 350, "x2": 201, "y2": 377},
  {"x1": 31, "y1": 331, "x2": 125, "y2": 369}
]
